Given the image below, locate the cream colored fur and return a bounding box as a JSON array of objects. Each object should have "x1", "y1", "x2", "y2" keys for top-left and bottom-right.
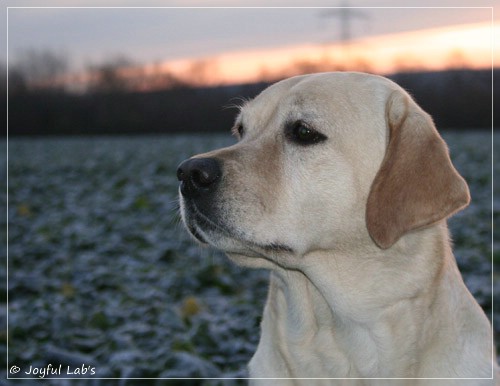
[{"x1": 178, "y1": 72, "x2": 497, "y2": 385}]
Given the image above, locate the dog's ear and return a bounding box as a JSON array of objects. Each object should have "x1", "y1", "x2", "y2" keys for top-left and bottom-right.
[{"x1": 366, "y1": 90, "x2": 470, "y2": 249}]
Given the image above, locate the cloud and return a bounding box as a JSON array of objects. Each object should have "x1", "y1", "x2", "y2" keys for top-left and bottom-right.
[{"x1": 3, "y1": 3, "x2": 493, "y2": 69}]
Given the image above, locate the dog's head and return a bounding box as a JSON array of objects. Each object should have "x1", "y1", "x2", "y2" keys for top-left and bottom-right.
[{"x1": 177, "y1": 72, "x2": 469, "y2": 267}]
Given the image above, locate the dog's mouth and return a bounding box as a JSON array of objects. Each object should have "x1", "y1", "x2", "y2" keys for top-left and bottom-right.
[
  {"x1": 182, "y1": 199, "x2": 232, "y2": 244},
  {"x1": 181, "y1": 199, "x2": 294, "y2": 256}
]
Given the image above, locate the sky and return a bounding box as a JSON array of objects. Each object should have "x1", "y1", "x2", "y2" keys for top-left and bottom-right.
[{"x1": 2, "y1": 1, "x2": 498, "y2": 86}]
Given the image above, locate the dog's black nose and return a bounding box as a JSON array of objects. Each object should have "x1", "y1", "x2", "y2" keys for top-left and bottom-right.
[{"x1": 177, "y1": 158, "x2": 222, "y2": 198}]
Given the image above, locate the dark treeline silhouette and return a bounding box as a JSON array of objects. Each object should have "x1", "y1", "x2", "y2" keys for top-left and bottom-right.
[
  {"x1": 6, "y1": 83, "x2": 264, "y2": 136},
  {"x1": 390, "y1": 70, "x2": 495, "y2": 129},
  {"x1": 5, "y1": 68, "x2": 497, "y2": 137}
]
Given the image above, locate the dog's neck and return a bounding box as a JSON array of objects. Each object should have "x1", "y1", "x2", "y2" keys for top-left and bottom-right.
[{"x1": 250, "y1": 223, "x2": 485, "y2": 379}]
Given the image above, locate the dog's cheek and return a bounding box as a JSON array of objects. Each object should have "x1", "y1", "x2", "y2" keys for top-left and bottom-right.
[{"x1": 289, "y1": 157, "x2": 363, "y2": 250}]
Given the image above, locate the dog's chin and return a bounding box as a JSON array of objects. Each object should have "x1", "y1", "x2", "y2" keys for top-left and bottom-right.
[
  {"x1": 193, "y1": 227, "x2": 296, "y2": 270},
  {"x1": 182, "y1": 209, "x2": 295, "y2": 261},
  {"x1": 187, "y1": 222, "x2": 251, "y2": 254},
  {"x1": 187, "y1": 219, "x2": 270, "y2": 258}
]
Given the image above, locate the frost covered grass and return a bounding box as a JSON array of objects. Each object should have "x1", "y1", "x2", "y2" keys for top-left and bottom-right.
[{"x1": 4, "y1": 131, "x2": 496, "y2": 383}]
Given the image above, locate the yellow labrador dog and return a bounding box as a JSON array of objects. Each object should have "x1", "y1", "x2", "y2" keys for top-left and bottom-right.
[{"x1": 177, "y1": 72, "x2": 496, "y2": 384}]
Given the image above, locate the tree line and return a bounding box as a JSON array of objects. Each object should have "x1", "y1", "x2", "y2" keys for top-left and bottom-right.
[{"x1": 3, "y1": 49, "x2": 497, "y2": 136}]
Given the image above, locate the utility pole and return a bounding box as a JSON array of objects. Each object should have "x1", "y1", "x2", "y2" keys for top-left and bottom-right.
[{"x1": 320, "y1": 1, "x2": 368, "y2": 46}]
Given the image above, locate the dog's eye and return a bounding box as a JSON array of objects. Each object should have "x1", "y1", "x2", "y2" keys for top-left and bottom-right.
[
  {"x1": 288, "y1": 122, "x2": 327, "y2": 145},
  {"x1": 232, "y1": 124, "x2": 244, "y2": 139}
]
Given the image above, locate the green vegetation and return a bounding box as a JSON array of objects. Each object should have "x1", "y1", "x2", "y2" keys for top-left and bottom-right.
[{"x1": 5, "y1": 131, "x2": 495, "y2": 383}]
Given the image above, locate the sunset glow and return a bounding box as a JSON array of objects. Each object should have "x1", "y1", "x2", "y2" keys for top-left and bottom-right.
[{"x1": 155, "y1": 22, "x2": 496, "y2": 86}]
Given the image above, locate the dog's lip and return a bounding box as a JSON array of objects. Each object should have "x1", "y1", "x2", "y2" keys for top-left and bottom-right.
[
  {"x1": 183, "y1": 199, "x2": 295, "y2": 255},
  {"x1": 258, "y1": 243, "x2": 294, "y2": 253},
  {"x1": 184, "y1": 199, "x2": 234, "y2": 241},
  {"x1": 187, "y1": 222, "x2": 208, "y2": 244}
]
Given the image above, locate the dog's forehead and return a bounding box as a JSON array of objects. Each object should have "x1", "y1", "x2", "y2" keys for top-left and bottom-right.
[
  {"x1": 236, "y1": 76, "x2": 306, "y2": 125},
  {"x1": 238, "y1": 72, "x2": 394, "y2": 127}
]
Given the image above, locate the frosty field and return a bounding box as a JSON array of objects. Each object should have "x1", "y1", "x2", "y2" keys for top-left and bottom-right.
[{"x1": 4, "y1": 131, "x2": 497, "y2": 384}]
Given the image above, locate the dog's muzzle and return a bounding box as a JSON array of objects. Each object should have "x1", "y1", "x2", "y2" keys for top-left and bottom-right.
[{"x1": 177, "y1": 156, "x2": 295, "y2": 256}]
